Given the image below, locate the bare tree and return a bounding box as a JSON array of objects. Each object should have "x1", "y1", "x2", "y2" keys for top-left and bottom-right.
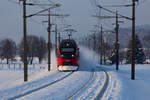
[
  {"x1": 36, "y1": 36, "x2": 47, "y2": 64},
  {"x1": 19, "y1": 35, "x2": 47, "y2": 64},
  {"x1": 19, "y1": 35, "x2": 39, "y2": 64},
  {"x1": 0, "y1": 39, "x2": 16, "y2": 64}
]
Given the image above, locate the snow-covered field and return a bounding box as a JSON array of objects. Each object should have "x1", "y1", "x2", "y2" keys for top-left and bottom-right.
[
  {"x1": 102, "y1": 64, "x2": 150, "y2": 100},
  {"x1": 0, "y1": 48, "x2": 106, "y2": 100},
  {"x1": 0, "y1": 48, "x2": 150, "y2": 100},
  {"x1": 0, "y1": 50, "x2": 57, "y2": 90}
]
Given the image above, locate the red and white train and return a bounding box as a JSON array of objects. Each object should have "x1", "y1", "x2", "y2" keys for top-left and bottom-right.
[{"x1": 56, "y1": 39, "x2": 79, "y2": 71}]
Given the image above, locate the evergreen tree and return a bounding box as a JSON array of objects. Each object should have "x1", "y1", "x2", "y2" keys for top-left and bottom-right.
[
  {"x1": 108, "y1": 42, "x2": 116, "y2": 64},
  {"x1": 126, "y1": 34, "x2": 146, "y2": 64}
]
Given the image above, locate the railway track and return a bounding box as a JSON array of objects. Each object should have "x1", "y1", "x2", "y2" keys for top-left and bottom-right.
[
  {"x1": 94, "y1": 68, "x2": 109, "y2": 100},
  {"x1": 7, "y1": 66, "x2": 109, "y2": 100},
  {"x1": 8, "y1": 71, "x2": 75, "y2": 100},
  {"x1": 67, "y1": 67, "x2": 109, "y2": 100},
  {"x1": 67, "y1": 69, "x2": 96, "y2": 100}
]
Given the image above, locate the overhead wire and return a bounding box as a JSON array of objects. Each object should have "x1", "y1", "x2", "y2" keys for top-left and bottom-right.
[
  {"x1": 47, "y1": 0, "x2": 55, "y2": 5},
  {"x1": 27, "y1": 0, "x2": 51, "y2": 29}
]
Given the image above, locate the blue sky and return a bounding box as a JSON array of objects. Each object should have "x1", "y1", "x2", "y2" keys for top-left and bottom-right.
[{"x1": 0, "y1": 0, "x2": 149, "y2": 43}]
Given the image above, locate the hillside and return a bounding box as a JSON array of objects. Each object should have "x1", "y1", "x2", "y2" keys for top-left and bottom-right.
[{"x1": 105, "y1": 25, "x2": 150, "y2": 48}]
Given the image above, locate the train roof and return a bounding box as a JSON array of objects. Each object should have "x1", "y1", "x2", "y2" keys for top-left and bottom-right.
[{"x1": 59, "y1": 39, "x2": 77, "y2": 48}]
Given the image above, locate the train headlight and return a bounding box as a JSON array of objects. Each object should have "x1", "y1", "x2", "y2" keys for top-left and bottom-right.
[
  {"x1": 72, "y1": 54, "x2": 74, "y2": 57},
  {"x1": 61, "y1": 55, "x2": 64, "y2": 57}
]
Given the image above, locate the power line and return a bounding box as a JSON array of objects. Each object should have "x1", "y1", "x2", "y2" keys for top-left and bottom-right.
[
  {"x1": 31, "y1": 0, "x2": 47, "y2": 9},
  {"x1": 97, "y1": 5, "x2": 132, "y2": 20},
  {"x1": 47, "y1": 0, "x2": 55, "y2": 5},
  {"x1": 101, "y1": 4, "x2": 133, "y2": 7},
  {"x1": 30, "y1": 17, "x2": 47, "y2": 29}
]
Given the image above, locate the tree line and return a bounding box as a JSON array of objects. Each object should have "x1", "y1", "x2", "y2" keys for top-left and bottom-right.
[
  {"x1": 0, "y1": 35, "x2": 47, "y2": 64},
  {"x1": 80, "y1": 32, "x2": 148, "y2": 64}
]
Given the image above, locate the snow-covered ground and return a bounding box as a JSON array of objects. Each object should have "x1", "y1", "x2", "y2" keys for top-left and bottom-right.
[
  {"x1": 0, "y1": 47, "x2": 150, "y2": 100},
  {"x1": 0, "y1": 50, "x2": 57, "y2": 90},
  {"x1": 0, "y1": 47, "x2": 107, "y2": 100},
  {"x1": 102, "y1": 64, "x2": 150, "y2": 100}
]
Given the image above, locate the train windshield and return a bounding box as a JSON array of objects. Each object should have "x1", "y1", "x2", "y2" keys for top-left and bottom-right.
[
  {"x1": 59, "y1": 39, "x2": 77, "y2": 59},
  {"x1": 61, "y1": 48, "x2": 75, "y2": 53},
  {"x1": 60, "y1": 47, "x2": 75, "y2": 58}
]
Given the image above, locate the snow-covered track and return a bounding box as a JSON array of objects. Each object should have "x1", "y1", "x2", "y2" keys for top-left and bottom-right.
[
  {"x1": 7, "y1": 71, "x2": 74, "y2": 100},
  {"x1": 68, "y1": 69, "x2": 95, "y2": 100},
  {"x1": 95, "y1": 68, "x2": 109, "y2": 100}
]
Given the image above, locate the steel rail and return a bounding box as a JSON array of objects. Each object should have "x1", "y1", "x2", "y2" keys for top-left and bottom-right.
[
  {"x1": 94, "y1": 68, "x2": 109, "y2": 100},
  {"x1": 68, "y1": 69, "x2": 95, "y2": 100},
  {"x1": 8, "y1": 71, "x2": 75, "y2": 100}
]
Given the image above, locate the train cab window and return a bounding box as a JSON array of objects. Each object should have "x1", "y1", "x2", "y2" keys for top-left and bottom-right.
[
  {"x1": 61, "y1": 48, "x2": 75, "y2": 53},
  {"x1": 59, "y1": 39, "x2": 78, "y2": 59}
]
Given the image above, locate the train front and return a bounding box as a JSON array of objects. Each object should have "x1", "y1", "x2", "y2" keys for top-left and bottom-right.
[{"x1": 56, "y1": 39, "x2": 79, "y2": 71}]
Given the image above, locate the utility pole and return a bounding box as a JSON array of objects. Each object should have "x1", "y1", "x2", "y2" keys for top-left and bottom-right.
[
  {"x1": 131, "y1": 0, "x2": 136, "y2": 80},
  {"x1": 58, "y1": 32, "x2": 61, "y2": 45},
  {"x1": 88, "y1": 38, "x2": 91, "y2": 49},
  {"x1": 22, "y1": 0, "x2": 28, "y2": 82},
  {"x1": 19, "y1": 1, "x2": 60, "y2": 81},
  {"x1": 37, "y1": 13, "x2": 68, "y2": 72},
  {"x1": 85, "y1": 37, "x2": 88, "y2": 47},
  {"x1": 116, "y1": 12, "x2": 119, "y2": 70},
  {"x1": 103, "y1": 35, "x2": 106, "y2": 65},
  {"x1": 96, "y1": 3, "x2": 136, "y2": 80},
  {"x1": 55, "y1": 24, "x2": 57, "y2": 50},
  {"x1": 47, "y1": 9, "x2": 51, "y2": 71},
  {"x1": 92, "y1": 33, "x2": 96, "y2": 60},
  {"x1": 93, "y1": 33, "x2": 96, "y2": 51},
  {"x1": 16, "y1": 1, "x2": 62, "y2": 80},
  {"x1": 100, "y1": 25, "x2": 103, "y2": 65}
]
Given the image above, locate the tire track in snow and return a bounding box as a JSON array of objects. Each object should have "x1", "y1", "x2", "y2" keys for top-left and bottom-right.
[{"x1": 7, "y1": 71, "x2": 74, "y2": 100}]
